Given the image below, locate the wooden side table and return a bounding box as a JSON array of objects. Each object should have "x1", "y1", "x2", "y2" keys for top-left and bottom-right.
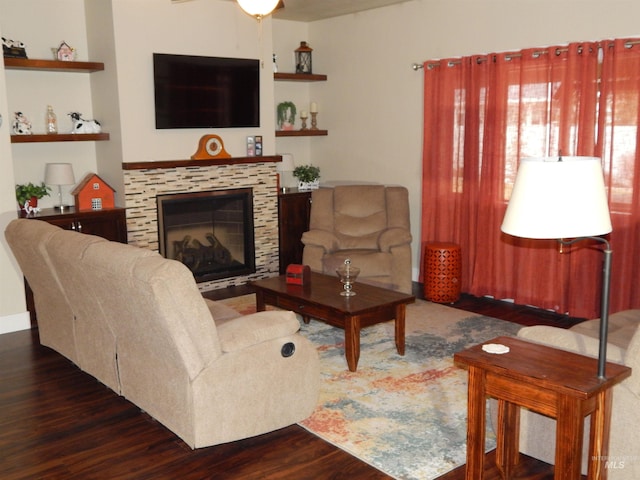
[{"x1": 454, "y1": 336, "x2": 631, "y2": 480}]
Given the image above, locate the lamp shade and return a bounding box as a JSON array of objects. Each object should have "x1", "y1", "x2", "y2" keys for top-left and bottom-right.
[
  {"x1": 277, "y1": 153, "x2": 295, "y2": 172},
  {"x1": 45, "y1": 163, "x2": 75, "y2": 186},
  {"x1": 501, "y1": 157, "x2": 612, "y2": 239},
  {"x1": 236, "y1": 0, "x2": 280, "y2": 18}
]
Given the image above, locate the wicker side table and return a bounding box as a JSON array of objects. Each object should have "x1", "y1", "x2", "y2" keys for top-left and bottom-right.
[{"x1": 423, "y1": 242, "x2": 461, "y2": 303}]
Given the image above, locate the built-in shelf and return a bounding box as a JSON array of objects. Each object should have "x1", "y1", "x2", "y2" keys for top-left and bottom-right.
[
  {"x1": 276, "y1": 130, "x2": 328, "y2": 137},
  {"x1": 3, "y1": 57, "x2": 105, "y2": 72},
  {"x1": 11, "y1": 133, "x2": 110, "y2": 143},
  {"x1": 274, "y1": 72, "x2": 327, "y2": 82}
]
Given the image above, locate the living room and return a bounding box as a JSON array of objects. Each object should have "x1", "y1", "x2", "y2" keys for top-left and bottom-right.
[
  {"x1": 1, "y1": 0, "x2": 639, "y2": 331},
  {"x1": 2, "y1": 1, "x2": 640, "y2": 478}
]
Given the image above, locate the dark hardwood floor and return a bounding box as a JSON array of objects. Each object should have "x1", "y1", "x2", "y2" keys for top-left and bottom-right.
[{"x1": 1, "y1": 284, "x2": 585, "y2": 479}]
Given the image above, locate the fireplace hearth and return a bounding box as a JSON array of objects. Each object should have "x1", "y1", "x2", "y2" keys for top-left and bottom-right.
[{"x1": 157, "y1": 188, "x2": 256, "y2": 283}]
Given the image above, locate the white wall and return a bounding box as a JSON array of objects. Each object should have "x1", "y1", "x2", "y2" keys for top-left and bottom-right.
[
  {"x1": 290, "y1": 0, "x2": 640, "y2": 279},
  {"x1": 110, "y1": 0, "x2": 277, "y2": 167}
]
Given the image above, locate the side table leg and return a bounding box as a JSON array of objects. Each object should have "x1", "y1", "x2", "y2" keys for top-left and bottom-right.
[
  {"x1": 555, "y1": 395, "x2": 584, "y2": 480},
  {"x1": 465, "y1": 366, "x2": 486, "y2": 480},
  {"x1": 496, "y1": 399, "x2": 520, "y2": 478},
  {"x1": 344, "y1": 315, "x2": 361, "y2": 372},
  {"x1": 588, "y1": 389, "x2": 613, "y2": 480},
  {"x1": 395, "y1": 304, "x2": 406, "y2": 356}
]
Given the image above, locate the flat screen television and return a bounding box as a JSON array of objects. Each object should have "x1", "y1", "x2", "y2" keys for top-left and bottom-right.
[{"x1": 153, "y1": 53, "x2": 260, "y2": 129}]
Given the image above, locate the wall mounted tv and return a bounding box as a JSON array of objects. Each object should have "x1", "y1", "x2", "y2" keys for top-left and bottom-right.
[{"x1": 153, "y1": 53, "x2": 260, "y2": 129}]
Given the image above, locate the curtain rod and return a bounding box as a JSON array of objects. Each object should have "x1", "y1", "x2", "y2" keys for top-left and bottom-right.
[{"x1": 412, "y1": 39, "x2": 640, "y2": 70}]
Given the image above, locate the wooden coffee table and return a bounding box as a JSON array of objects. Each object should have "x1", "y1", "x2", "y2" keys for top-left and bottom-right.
[{"x1": 250, "y1": 272, "x2": 415, "y2": 371}]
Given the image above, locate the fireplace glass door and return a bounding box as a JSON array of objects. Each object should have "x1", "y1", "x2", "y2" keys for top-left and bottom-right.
[{"x1": 157, "y1": 188, "x2": 256, "y2": 283}]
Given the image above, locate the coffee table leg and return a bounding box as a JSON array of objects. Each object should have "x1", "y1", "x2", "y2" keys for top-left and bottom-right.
[
  {"x1": 344, "y1": 315, "x2": 361, "y2": 372},
  {"x1": 255, "y1": 289, "x2": 266, "y2": 312},
  {"x1": 395, "y1": 304, "x2": 406, "y2": 355}
]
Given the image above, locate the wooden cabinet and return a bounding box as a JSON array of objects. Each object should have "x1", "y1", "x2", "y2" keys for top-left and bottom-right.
[
  {"x1": 32, "y1": 207, "x2": 127, "y2": 243},
  {"x1": 23, "y1": 208, "x2": 127, "y2": 326},
  {"x1": 278, "y1": 189, "x2": 312, "y2": 274}
]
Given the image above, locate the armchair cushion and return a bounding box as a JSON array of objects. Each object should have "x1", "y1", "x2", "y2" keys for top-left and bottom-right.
[
  {"x1": 378, "y1": 227, "x2": 413, "y2": 252},
  {"x1": 300, "y1": 229, "x2": 339, "y2": 253},
  {"x1": 216, "y1": 311, "x2": 301, "y2": 353}
]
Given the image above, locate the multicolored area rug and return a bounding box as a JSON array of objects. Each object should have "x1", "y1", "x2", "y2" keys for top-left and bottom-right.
[{"x1": 219, "y1": 295, "x2": 521, "y2": 479}]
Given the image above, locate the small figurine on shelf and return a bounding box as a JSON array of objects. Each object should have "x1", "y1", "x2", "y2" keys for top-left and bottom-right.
[
  {"x1": 55, "y1": 41, "x2": 75, "y2": 61},
  {"x1": 46, "y1": 105, "x2": 58, "y2": 134},
  {"x1": 2, "y1": 37, "x2": 27, "y2": 59},
  {"x1": 68, "y1": 112, "x2": 101, "y2": 134},
  {"x1": 12, "y1": 111, "x2": 32, "y2": 135}
]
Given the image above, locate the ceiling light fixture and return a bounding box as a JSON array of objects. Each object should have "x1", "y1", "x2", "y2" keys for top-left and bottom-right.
[{"x1": 236, "y1": 0, "x2": 280, "y2": 21}]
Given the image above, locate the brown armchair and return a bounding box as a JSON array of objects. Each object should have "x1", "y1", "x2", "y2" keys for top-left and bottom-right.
[{"x1": 301, "y1": 185, "x2": 412, "y2": 294}]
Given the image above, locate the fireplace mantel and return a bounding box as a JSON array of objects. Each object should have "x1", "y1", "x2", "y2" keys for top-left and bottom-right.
[{"x1": 122, "y1": 155, "x2": 282, "y2": 171}]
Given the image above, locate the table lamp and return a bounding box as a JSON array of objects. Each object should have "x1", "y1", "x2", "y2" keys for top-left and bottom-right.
[
  {"x1": 45, "y1": 163, "x2": 76, "y2": 212},
  {"x1": 501, "y1": 156, "x2": 612, "y2": 378},
  {"x1": 276, "y1": 153, "x2": 296, "y2": 192}
]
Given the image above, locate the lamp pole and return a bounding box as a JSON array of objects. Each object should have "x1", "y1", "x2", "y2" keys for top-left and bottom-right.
[{"x1": 560, "y1": 237, "x2": 612, "y2": 379}]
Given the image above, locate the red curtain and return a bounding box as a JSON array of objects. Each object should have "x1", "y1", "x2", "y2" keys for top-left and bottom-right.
[{"x1": 421, "y1": 39, "x2": 640, "y2": 318}]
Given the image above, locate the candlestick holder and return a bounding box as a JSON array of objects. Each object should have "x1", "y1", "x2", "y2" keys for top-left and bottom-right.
[
  {"x1": 310, "y1": 112, "x2": 318, "y2": 130},
  {"x1": 336, "y1": 259, "x2": 360, "y2": 297},
  {"x1": 300, "y1": 115, "x2": 308, "y2": 130}
]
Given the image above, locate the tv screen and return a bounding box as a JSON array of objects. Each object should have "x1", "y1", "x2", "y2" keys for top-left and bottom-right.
[{"x1": 153, "y1": 53, "x2": 260, "y2": 129}]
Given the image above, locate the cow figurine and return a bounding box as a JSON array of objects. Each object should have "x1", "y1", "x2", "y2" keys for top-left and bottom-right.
[
  {"x1": 12, "y1": 112, "x2": 32, "y2": 135},
  {"x1": 68, "y1": 112, "x2": 101, "y2": 134}
]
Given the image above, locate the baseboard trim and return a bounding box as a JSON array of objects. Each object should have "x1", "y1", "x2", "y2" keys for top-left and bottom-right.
[{"x1": 0, "y1": 311, "x2": 31, "y2": 335}]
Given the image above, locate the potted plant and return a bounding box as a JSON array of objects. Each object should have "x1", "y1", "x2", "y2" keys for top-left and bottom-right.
[
  {"x1": 16, "y1": 182, "x2": 51, "y2": 214},
  {"x1": 293, "y1": 164, "x2": 320, "y2": 190},
  {"x1": 277, "y1": 101, "x2": 297, "y2": 130}
]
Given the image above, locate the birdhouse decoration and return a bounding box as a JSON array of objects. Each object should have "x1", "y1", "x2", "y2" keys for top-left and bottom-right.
[
  {"x1": 295, "y1": 41, "x2": 312, "y2": 74},
  {"x1": 71, "y1": 173, "x2": 115, "y2": 211}
]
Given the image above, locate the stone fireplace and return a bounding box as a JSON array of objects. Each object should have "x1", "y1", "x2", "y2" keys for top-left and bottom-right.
[{"x1": 122, "y1": 157, "x2": 280, "y2": 292}]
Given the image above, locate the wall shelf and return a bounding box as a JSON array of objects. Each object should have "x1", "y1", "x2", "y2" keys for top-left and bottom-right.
[
  {"x1": 4, "y1": 57, "x2": 104, "y2": 72},
  {"x1": 11, "y1": 133, "x2": 110, "y2": 143},
  {"x1": 274, "y1": 72, "x2": 327, "y2": 82},
  {"x1": 276, "y1": 130, "x2": 328, "y2": 137}
]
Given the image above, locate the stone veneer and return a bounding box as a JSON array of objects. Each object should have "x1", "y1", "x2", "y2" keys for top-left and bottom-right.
[{"x1": 123, "y1": 159, "x2": 279, "y2": 292}]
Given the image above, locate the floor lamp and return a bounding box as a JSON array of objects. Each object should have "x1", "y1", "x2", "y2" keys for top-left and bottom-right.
[{"x1": 501, "y1": 156, "x2": 613, "y2": 379}]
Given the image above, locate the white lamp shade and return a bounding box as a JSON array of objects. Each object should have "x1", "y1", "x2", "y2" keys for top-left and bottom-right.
[
  {"x1": 44, "y1": 163, "x2": 76, "y2": 186},
  {"x1": 501, "y1": 157, "x2": 612, "y2": 239},
  {"x1": 237, "y1": 0, "x2": 280, "y2": 17},
  {"x1": 277, "y1": 153, "x2": 295, "y2": 172}
]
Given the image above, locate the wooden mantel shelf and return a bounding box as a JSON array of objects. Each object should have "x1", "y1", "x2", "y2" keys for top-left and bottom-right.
[{"x1": 122, "y1": 155, "x2": 282, "y2": 170}]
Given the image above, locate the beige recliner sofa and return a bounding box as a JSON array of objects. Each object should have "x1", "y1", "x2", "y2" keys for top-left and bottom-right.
[
  {"x1": 509, "y1": 310, "x2": 640, "y2": 478},
  {"x1": 5, "y1": 218, "x2": 320, "y2": 449},
  {"x1": 301, "y1": 185, "x2": 412, "y2": 294}
]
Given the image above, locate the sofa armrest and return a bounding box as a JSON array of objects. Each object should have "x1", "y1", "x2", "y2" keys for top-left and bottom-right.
[
  {"x1": 517, "y1": 325, "x2": 626, "y2": 364},
  {"x1": 378, "y1": 227, "x2": 412, "y2": 252},
  {"x1": 216, "y1": 311, "x2": 301, "y2": 353},
  {"x1": 301, "y1": 229, "x2": 339, "y2": 253}
]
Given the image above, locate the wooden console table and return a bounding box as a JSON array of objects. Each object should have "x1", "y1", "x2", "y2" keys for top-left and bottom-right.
[{"x1": 454, "y1": 336, "x2": 631, "y2": 480}]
